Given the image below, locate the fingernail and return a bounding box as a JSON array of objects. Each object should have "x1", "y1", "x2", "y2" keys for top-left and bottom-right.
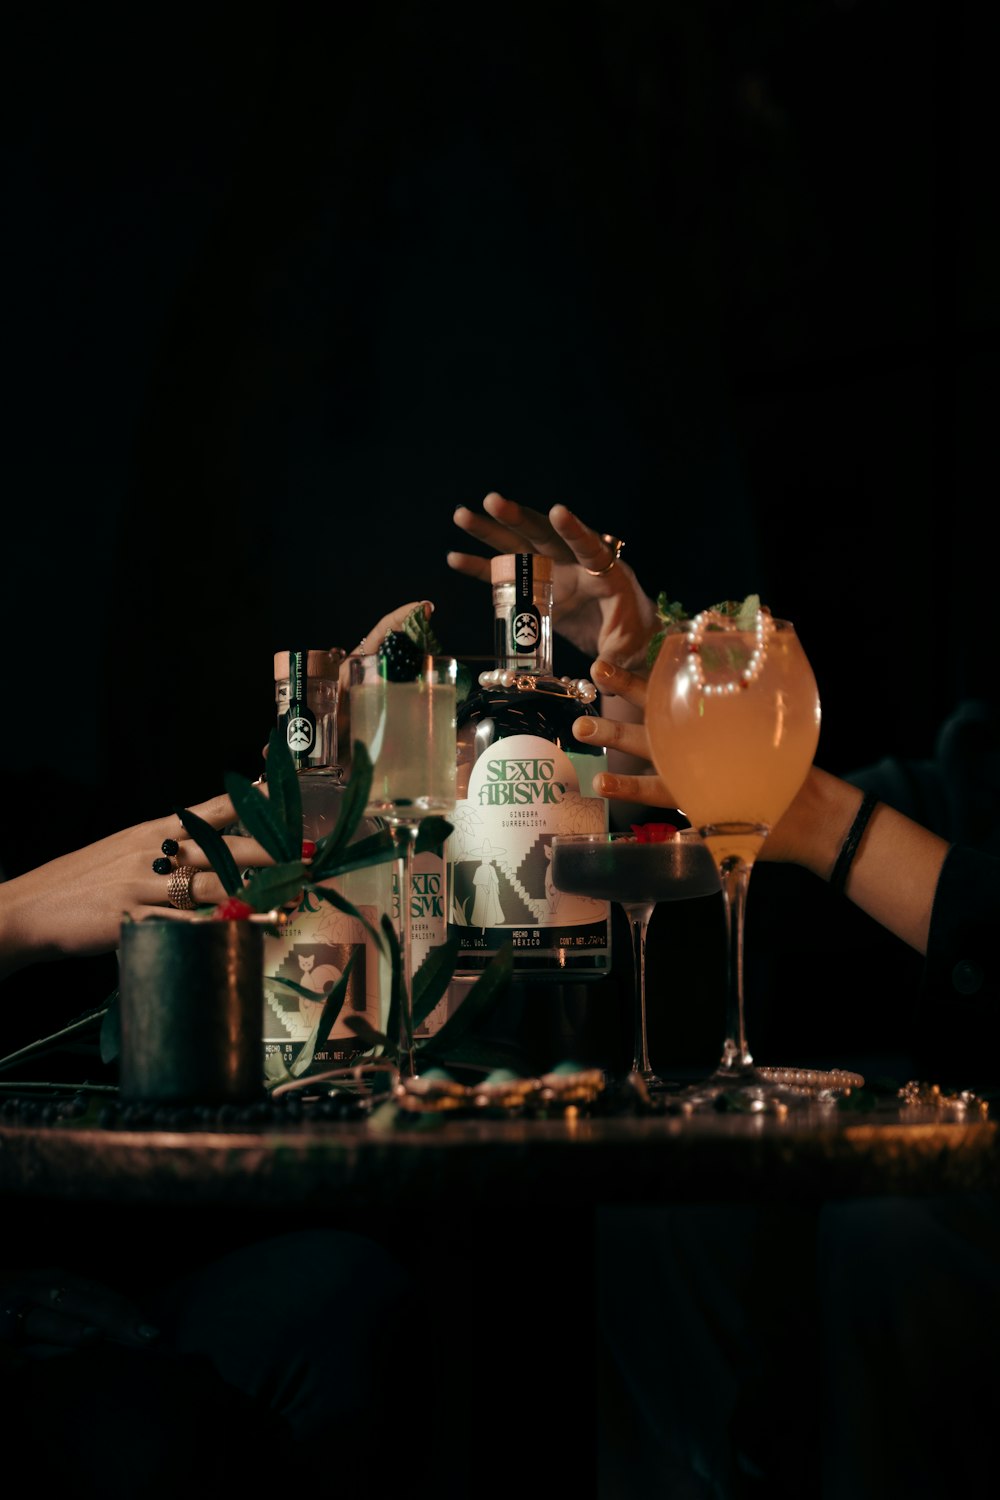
[
  {"x1": 592, "y1": 659, "x2": 615, "y2": 682},
  {"x1": 595, "y1": 774, "x2": 618, "y2": 796},
  {"x1": 574, "y1": 719, "x2": 595, "y2": 739}
]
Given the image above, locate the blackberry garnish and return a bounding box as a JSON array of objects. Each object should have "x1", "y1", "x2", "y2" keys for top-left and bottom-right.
[{"x1": 378, "y1": 630, "x2": 424, "y2": 681}]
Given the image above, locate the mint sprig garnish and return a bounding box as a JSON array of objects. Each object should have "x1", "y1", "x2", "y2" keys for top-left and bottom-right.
[
  {"x1": 647, "y1": 591, "x2": 763, "y2": 666},
  {"x1": 400, "y1": 603, "x2": 442, "y2": 654}
]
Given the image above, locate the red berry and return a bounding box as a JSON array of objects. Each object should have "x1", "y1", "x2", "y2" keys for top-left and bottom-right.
[
  {"x1": 301, "y1": 840, "x2": 317, "y2": 859},
  {"x1": 631, "y1": 822, "x2": 678, "y2": 843},
  {"x1": 212, "y1": 897, "x2": 255, "y2": 921}
]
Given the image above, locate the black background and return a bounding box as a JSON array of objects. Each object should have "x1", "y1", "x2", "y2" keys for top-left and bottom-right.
[{"x1": 3, "y1": 0, "x2": 997, "y2": 1068}]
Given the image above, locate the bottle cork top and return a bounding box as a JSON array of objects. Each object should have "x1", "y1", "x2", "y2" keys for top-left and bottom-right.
[
  {"x1": 273, "y1": 648, "x2": 345, "y2": 680},
  {"x1": 490, "y1": 554, "x2": 554, "y2": 584}
]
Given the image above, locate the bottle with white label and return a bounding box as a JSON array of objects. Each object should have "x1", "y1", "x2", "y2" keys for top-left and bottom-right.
[
  {"x1": 395, "y1": 850, "x2": 456, "y2": 1039},
  {"x1": 262, "y1": 649, "x2": 392, "y2": 1076},
  {"x1": 447, "y1": 553, "x2": 611, "y2": 978}
]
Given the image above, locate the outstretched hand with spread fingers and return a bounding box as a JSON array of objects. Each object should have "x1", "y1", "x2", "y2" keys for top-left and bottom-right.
[{"x1": 449, "y1": 493, "x2": 657, "y2": 670}]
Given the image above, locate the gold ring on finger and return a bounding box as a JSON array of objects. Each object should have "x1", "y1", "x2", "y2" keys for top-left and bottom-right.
[
  {"x1": 167, "y1": 865, "x2": 199, "y2": 911},
  {"x1": 584, "y1": 534, "x2": 625, "y2": 577}
]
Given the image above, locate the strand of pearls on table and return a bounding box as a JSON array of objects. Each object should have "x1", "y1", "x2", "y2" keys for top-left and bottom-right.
[{"x1": 685, "y1": 607, "x2": 775, "y2": 695}]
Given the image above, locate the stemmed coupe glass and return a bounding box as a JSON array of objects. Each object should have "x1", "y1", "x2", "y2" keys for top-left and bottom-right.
[
  {"x1": 644, "y1": 605, "x2": 823, "y2": 1109},
  {"x1": 550, "y1": 828, "x2": 720, "y2": 1092},
  {"x1": 348, "y1": 653, "x2": 457, "y2": 1080}
]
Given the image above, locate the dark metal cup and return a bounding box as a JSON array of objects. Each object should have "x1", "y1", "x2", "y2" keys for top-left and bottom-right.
[{"x1": 118, "y1": 918, "x2": 265, "y2": 1105}]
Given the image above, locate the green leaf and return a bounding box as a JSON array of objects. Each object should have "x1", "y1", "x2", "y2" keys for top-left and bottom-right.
[
  {"x1": 264, "y1": 1050, "x2": 293, "y2": 1085},
  {"x1": 733, "y1": 593, "x2": 761, "y2": 631},
  {"x1": 271, "y1": 975, "x2": 331, "y2": 1001},
  {"x1": 262, "y1": 727, "x2": 303, "y2": 851},
  {"x1": 341, "y1": 1015, "x2": 386, "y2": 1048},
  {"x1": 313, "y1": 951, "x2": 356, "y2": 1049},
  {"x1": 309, "y1": 741, "x2": 375, "y2": 870},
  {"x1": 308, "y1": 882, "x2": 386, "y2": 949},
  {"x1": 289, "y1": 953, "x2": 357, "y2": 1079},
  {"x1": 240, "y1": 862, "x2": 309, "y2": 913},
  {"x1": 456, "y1": 661, "x2": 474, "y2": 706},
  {"x1": 647, "y1": 590, "x2": 766, "y2": 668},
  {"x1": 176, "y1": 806, "x2": 244, "y2": 896},
  {"x1": 309, "y1": 825, "x2": 396, "y2": 883},
  {"x1": 0, "y1": 1002, "x2": 112, "y2": 1076},
  {"x1": 225, "y1": 770, "x2": 298, "y2": 863},
  {"x1": 100, "y1": 991, "x2": 121, "y2": 1064},
  {"x1": 647, "y1": 591, "x2": 690, "y2": 668},
  {"x1": 417, "y1": 944, "x2": 513, "y2": 1065},
  {"x1": 414, "y1": 815, "x2": 453, "y2": 857},
  {"x1": 402, "y1": 604, "x2": 442, "y2": 653},
  {"x1": 412, "y1": 936, "x2": 460, "y2": 1028},
  {"x1": 368, "y1": 1096, "x2": 404, "y2": 1132},
  {"x1": 381, "y1": 913, "x2": 403, "y2": 1061}
]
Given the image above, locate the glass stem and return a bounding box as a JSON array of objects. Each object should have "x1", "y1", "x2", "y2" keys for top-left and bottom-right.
[
  {"x1": 395, "y1": 825, "x2": 417, "y2": 1081},
  {"x1": 625, "y1": 903, "x2": 655, "y2": 1077},
  {"x1": 717, "y1": 855, "x2": 754, "y2": 1074}
]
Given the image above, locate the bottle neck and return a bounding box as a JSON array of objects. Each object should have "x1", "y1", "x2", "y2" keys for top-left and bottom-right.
[
  {"x1": 275, "y1": 652, "x2": 341, "y2": 771},
  {"x1": 492, "y1": 557, "x2": 554, "y2": 675}
]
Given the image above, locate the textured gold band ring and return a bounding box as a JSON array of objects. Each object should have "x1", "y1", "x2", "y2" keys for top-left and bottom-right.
[
  {"x1": 584, "y1": 534, "x2": 624, "y2": 576},
  {"x1": 167, "y1": 865, "x2": 199, "y2": 910}
]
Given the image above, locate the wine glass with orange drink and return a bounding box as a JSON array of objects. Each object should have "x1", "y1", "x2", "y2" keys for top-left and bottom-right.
[{"x1": 644, "y1": 598, "x2": 830, "y2": 1109}]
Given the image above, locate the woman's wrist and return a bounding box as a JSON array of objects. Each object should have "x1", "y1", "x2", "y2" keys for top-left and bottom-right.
[
  {"x1": 0, "y1": 875, "x2": 52, "y2": 979},
  {"x1": 762, "y1": 767, "x2": 864, "y2": 877}
]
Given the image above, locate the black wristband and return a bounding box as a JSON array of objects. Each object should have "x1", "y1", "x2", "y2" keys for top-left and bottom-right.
[{"x1": 829, "y1": 791, "x2": 879, "y2": 896}]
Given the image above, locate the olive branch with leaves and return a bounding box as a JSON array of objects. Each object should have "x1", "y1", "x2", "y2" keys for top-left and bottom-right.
[{"x1": 174, "y1": 727, "x2": 513, "y2": 1090}]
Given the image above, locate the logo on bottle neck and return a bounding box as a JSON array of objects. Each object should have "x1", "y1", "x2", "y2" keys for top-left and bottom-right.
[
  {"x1": 282, "y1": 648, "x2": 317, "y2": 768},
  {"x1": 510, "y1": 554, "x2": 541, "y2": 661}
]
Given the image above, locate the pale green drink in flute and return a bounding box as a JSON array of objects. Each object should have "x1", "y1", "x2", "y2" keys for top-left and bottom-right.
[
  {"x1": 350, "y1": 678, "x2": 457, "y2": 818},
  {"x1": 348, "y1": 653, "x2": 458, "y2": 1080}
]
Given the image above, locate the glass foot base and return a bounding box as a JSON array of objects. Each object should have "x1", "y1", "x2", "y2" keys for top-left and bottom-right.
[
  {"x1": 633, "y1": 1068, "x2": 675, "y2": 1094},
  {"x1": 663, "y1": 1064, "x2": 865, "y2": 1116}
]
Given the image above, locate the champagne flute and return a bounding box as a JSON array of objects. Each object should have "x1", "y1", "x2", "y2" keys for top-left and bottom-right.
[
  {"x1": 644, "y1": 607, "x2": 822, "y2": 1109},
  {"x1": 348, "y1": 653, "x2": 457, "y2": 1079},
  {"x1": 550, "y1": 828, "x2": 720, "y2": 1091}
]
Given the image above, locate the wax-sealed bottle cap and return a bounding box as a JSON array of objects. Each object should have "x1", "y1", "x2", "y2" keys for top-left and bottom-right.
[
  {"x1": 273, "y1": 648, "x2": 345, "y2": 681},
  {"x1": 490, "y1": 554, "x2": 553, "y2": 584}
]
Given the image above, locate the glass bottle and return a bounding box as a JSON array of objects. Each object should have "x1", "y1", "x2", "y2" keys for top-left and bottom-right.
[
  {"x1": 447, "y1": 554, "x2": 611, "y2": 978},
  {"x1": 400, "y1": 851, "x2": 455, "y2": 1039},
  {"x1": 262, "y1": 649, "x2": 392, "y2": 1077}
]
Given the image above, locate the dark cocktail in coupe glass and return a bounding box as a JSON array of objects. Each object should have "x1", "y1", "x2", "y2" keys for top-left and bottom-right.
[{"x1": 550, "y1": 828, "x2": 720, "y2": 1091}]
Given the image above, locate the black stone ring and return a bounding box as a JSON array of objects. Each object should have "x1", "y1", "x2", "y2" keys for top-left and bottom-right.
[
  {"x1": 161, "y1": 838, "x2": 180, "y2": 857},
  {"x1": 0, "y1": 1296, "x2": 29, "y2": 1344},
  {"x1": 152, "y1": 857, "x2": 174, "y2": 875}
]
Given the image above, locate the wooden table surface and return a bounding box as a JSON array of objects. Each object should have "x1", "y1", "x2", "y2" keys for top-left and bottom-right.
[{"x1": 2, "y1": 1092, "x2": 996, "y2": 1210}]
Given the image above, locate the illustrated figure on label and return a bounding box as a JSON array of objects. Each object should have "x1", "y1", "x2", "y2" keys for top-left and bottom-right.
[
  {"x1": 544, "y1": 842, "x2": 562, "y2": 916},
  {"x1": 471, "y1": 838, "x2": 506, "y2": 927},
  {"x1": 295, "y1": 948, "x2": 343, "y2": 1028}
]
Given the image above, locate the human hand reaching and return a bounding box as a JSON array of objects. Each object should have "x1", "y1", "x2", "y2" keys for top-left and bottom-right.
[
  {"x1": 575, "y1": 657, "x2": 826, "y2": 865},
  {"x1": 571, "y1": 660, "x2": 676, "y2": 814},
  {"x1": 0, "y1": 795, "x2": 272, "y2": 979},
  {"x1": 449, "y1": 493, "x2": 657, "y2": 669}
]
